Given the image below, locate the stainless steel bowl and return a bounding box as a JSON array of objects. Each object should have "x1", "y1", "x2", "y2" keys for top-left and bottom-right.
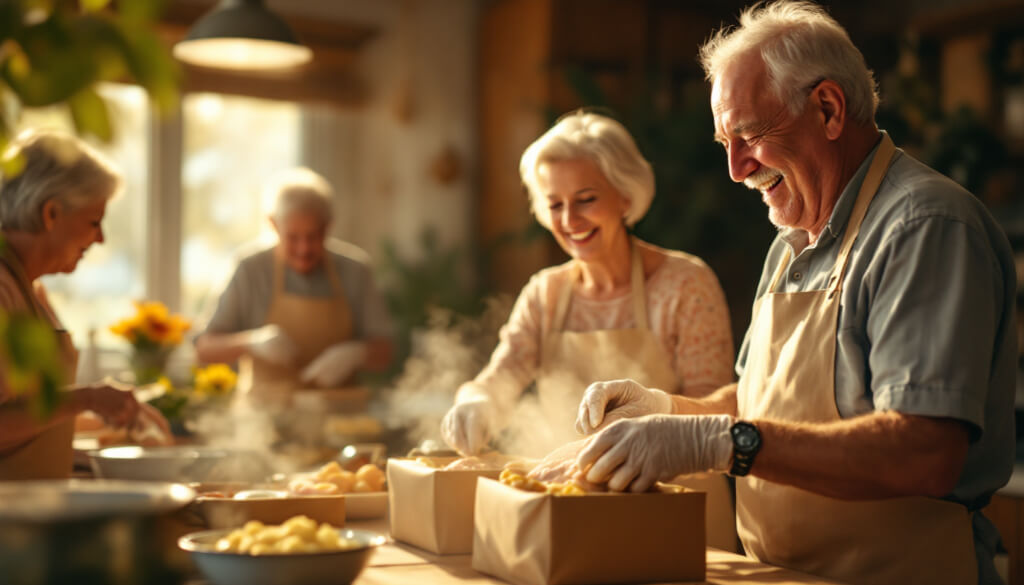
[
  {"x1": 0, "y1": 479, "x2": 195, "y2": 585},
  {"x1": 179, "y1": 527, "x2": 386, "y2": 585},
  {"x1": 89, "y1": 445, "x2": 273, "y2": 483}
]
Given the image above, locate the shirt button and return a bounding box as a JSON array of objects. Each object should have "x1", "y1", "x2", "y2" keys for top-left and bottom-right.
[{"x1": 792, "y1": 272, "x2": 803, "y2": 281}]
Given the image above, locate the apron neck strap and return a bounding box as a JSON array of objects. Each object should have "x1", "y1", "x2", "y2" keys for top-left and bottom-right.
[
  {"x1": 828, "y1": 133, "x2": 896, "y2": 297},
  {"x1": 553, "y1": 239, "x2": 648, "y2": 331}
]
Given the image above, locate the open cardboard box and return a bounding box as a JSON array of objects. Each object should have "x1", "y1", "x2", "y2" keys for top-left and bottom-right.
[
  {"x1": 471, "y1": 477, "x2": 706, "y2": 585},
  {"x1": 387, "y1": 457, "x2": 503, "y2": 554}
]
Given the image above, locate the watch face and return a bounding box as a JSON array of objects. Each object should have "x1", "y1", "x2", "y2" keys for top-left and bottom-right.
[{"x1": 732, "y1": 422, "x2": 761, "y2": 453}]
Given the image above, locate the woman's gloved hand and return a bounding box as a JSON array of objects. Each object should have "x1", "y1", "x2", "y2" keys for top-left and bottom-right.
[
  {"x1": 576, "y1": 414, "x2": 733, "y2": 493},
  {"x1": 300, "y1": 341, "x2": 367, "y2": 388},
  {"x1": 247, "y1": 324, "x2": 300, "y2": 367},
  {"x1": 575, "y1": 379, "x2": 674, "y2": 435},
  {"x1": 440, "y1": 395, "x2": 500, "y2": 456}
]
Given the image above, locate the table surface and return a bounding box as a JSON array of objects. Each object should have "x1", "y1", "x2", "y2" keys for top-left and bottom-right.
[{"x1": 333, "y1": 519, "x2": 842, "y2": 585}]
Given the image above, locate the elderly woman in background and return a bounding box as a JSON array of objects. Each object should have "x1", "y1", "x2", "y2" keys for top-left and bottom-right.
[
  {"x1": 0, "y1": 129, "x2": 171, "y2": 480},
  {"x1": 440, "y1": 111, "x2": 737, "y2": 549}
]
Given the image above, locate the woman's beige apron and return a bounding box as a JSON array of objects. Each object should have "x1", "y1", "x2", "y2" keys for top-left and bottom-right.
[
  {"x1": 536, "y1": 241, "x2": 737, "y2": 551},
  {"x1": 0, "y1": 250, "x2": 78, "y2": 480},
  {"x1": 244, "y1": 253, "x2": 355, "y2": 398},
  {"x1": 735, "y1": 135, "x2": 977, "y2": 584}
]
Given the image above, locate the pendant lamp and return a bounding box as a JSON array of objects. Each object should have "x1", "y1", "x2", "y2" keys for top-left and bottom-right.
[{"x1": 173, "y1": 0, "x2": 312, "y2": 71}]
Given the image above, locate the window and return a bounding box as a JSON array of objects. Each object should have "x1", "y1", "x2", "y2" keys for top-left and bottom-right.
[
  {"x1": 16, "y1": 85, "x2": 303, "y2": 356},
  {"x1": 181, "y1": 93, "x2": 301, "y2": 321}
]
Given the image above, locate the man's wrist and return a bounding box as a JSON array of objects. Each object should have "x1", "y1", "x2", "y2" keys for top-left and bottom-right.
[{"x1": 728, "y1": 420, "x2": 762, "y2": 477}]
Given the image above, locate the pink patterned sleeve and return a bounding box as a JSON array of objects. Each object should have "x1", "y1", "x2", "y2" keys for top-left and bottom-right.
[
  {"x1": 470, "y1": 273, "x2": 546, "y2": 402},
  {"x1": 650, "y1": 257, "x2": 735, "y2": 397}
]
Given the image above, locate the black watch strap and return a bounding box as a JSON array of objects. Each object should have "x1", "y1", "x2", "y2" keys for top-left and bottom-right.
[{"x1": 729, "y1": 421, "x2": 762, "y2": 477}]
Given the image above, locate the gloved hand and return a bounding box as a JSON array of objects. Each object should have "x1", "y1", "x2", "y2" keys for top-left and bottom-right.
[
  {"x1": 247, "y1": 324, "x2": 300, "y2": 367},
  {"x1": 440, "y1": 395, "x2": 500, "y2": 456},
  {"x1": 576, "y1": 414, "x2": 733, "y2": 493},
  {"x1": 575, "y1": 379, "x2": 674, "y2": 435},
  {"x1": 300, "y1": 341, "x2": 368, "y2": 388}
]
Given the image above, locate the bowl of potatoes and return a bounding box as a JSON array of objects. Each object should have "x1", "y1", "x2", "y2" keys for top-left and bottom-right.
[{"x1": 178, "y1": 515, "x2": 386, "y2": 585}]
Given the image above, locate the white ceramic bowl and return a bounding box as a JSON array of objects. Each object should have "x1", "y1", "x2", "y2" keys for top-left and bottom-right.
[
  {"x1": 179, "y1": 527, "x2": 386, "y2": 585},
  {"x1": 90, "y1": 446, "x2": 272, "y2": 483}
]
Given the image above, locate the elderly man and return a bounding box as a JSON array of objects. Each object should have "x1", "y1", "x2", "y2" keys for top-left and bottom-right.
[
  {"x1": 571, "y1": 2, "x2": 1015, "y2": 584},
  {"x1": 195, "y1": 168, "x2": 393, "y2": 393}
]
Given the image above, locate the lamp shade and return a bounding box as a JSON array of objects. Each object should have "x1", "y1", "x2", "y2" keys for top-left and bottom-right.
[{"x1": 173, "y1": 0, "x2": 312, "y2": 71}]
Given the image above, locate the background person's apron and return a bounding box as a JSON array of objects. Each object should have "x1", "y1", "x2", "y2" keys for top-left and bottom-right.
[
  {"x1": 245, "y1": 253, "x2": 355, "y2": 397},
  {"x1": 534, "y1": 241, "x2": 737, "y2": 551},
  {"x1": 735, "y1": 135, "x2": 977, "y2": 584},
  {"x1": 0, "y1": 251, "x2": 78, "y2": 480}
]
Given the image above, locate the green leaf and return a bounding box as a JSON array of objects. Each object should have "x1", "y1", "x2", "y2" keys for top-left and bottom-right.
[
  {"x1": 67, "y1": 86, "x2": 111, "y2": 141},
  {"x1": 116, "y1": 0, "x2": 166, "y2": 26}
]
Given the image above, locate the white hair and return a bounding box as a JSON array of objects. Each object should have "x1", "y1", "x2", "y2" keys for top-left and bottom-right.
[
  {"x1": 0, "y1": 129, "x2": 121, "y2": 232},
  {"x1": 268, "y1": 167, "x2": 333, "y2": 225},
  {"x1": 519, "y1": 111, "x2": 654, "y2": 229},
  {"x1": 699, "y1": 0, "x2": 879, "y2": 125}
]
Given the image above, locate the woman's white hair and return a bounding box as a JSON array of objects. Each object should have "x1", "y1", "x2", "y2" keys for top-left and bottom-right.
[
  {"x1": 520, "y1": 111, "x2": 654, "y2": 229},
  {"x1": 269, "y1": 167, "x2": 334, "y2": 225},
  {"x1": 699, "y1": 0, "x2": 879, "y2": 126},
  {"x1": 0, "y1": 129, "x2": 122, "y2": 232}
]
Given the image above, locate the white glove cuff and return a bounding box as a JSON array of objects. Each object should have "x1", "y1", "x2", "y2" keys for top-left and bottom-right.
[
  {"x1": 699, "y1": 414, "x2": 735, "y2": 472},
  {"x1": 649, "y1": 388, "x2": 675, "y2": 415}
]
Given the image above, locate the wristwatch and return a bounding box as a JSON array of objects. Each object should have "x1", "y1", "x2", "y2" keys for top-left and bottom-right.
[{"x1": 729, "y1": 420, "x2": 762, "y2": 477}]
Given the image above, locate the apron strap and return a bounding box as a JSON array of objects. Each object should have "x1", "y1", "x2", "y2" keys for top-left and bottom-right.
[
  {"x1": 828, "y1": 134, "x2": 896, "y2": 298},
  {"x1": 630, "y1": 242, "x2": 649, "y2": 331},
  {"x1": 552, "y1": 239, "x2": 647, "y2": 332}
]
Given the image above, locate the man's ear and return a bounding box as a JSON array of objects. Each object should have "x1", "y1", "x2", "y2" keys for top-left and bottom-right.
[
  {"x1": 812, "y1": 79, "x2": 847, "y2": 141},
  {"x1": 41, "y1": 200, "x2": 59, "y2": 231}
]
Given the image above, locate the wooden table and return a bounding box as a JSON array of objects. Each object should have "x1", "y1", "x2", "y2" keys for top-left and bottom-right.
[{"x1": 344, "y1": 519, "x2": 844, "y2": 585}]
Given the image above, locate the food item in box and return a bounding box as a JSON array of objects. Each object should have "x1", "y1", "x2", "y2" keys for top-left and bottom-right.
[
  {"x1": 214, "y1": 515, "x2": 360, "y2": 555},
  {"x1": 499, "y1": 469, "x2": 587, "y2": 495},
  {"x1": 288, "y1": 461, "x2": 385, "y2": 495}
]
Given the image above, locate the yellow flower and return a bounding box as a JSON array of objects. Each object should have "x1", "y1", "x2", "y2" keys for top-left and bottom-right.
[
  {"x1": 109, "y1": 300, "x2": 191, "y2": 348},
  {"x1": 193, "y1": 363, "x2": 237, "y2": 397}
]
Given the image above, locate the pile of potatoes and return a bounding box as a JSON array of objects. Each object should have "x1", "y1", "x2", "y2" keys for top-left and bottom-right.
[
  {"x1": 214, "y1": 515, "x2": 359, "y2": 555},
  {"x1": 288, "y1": 461, "x2": 386, "y2": 495}
]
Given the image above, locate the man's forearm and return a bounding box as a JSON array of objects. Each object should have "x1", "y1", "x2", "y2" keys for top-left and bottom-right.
[
  {"x1": 671, "y1": 382, "x2": 737, "y2": 416},
  {"x1": 750, "y1": 411, "x2": 969, "y2": 500}
]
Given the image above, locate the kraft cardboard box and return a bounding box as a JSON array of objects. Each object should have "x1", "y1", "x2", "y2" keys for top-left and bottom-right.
[
  {"x1": 387, "y1": 457, "x2": 503, "y2": 554},
  {"x1": 471, "y1": 477, "x2": 706, "y2": 585}
]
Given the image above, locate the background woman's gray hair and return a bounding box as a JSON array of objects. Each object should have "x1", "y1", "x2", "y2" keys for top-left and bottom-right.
[
  {"x1": 519, "y1": 111, "x2": 654, "y2": 229},
  {"x1": 699, "y1": 0, "x2": 879, "y2": 126},
  {"x1": 268, "y1": 167, "x2": 334, "y2": 225},
  {"x1": 0, "y1": 129, "x2": 122, "y2": 232}
]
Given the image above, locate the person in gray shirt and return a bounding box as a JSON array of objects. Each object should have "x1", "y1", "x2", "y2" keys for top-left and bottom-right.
[
  {"x1": 556, "y1": 2, "x2": 1014, "y2": 584},
  {"x1": 195, "y1": 168, "x2": 393, "y2": 391}
]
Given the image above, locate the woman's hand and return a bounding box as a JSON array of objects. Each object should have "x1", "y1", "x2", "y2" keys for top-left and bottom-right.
[
  {"x1": 78, "y1": 382, "x2": 140, "y2": 429},
  {"x1": 130, "y1": 402, "x2": 173, "y2": 445}
]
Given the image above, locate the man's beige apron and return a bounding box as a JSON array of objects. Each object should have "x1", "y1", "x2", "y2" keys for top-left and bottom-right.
[
  {"x1": 245, "y1": 253, "x2": 355, "y2": 397},
  {"x1": 537, "y1": 241, "x2": 737, "y2": 551},
  {"x1": 735, "y1": 135, "x2": 977, "y2": 584},
  {"x1": 0, "y1": 250, "x2": 78, "y2": 480}
]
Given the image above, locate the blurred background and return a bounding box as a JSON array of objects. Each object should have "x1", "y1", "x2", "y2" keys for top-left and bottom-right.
[{"x1": 10, "y1": 0, "x2": 1024, "y2": 407}]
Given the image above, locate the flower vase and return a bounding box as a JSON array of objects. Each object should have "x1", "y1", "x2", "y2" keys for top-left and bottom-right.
[{"x1": 131, "y1": 347, "x2": 171, "y2": 385}]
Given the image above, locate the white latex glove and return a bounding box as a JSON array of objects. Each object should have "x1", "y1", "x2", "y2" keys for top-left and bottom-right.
[
  {"x1": 575, "y1": 379, "x2": 674, "y2": 435},
  {"x1": 577, "y1": 414, "x2": 733, "y2": 493},
  {"x1": 440, "y1": 396, "x2": 500, "y2": 456},
  {"x1": 299, "y1": 341, "x2": 368, "y2": 388},
  {"x1": 247, "y1": 324, "x2": 300, "y2": 367}
]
